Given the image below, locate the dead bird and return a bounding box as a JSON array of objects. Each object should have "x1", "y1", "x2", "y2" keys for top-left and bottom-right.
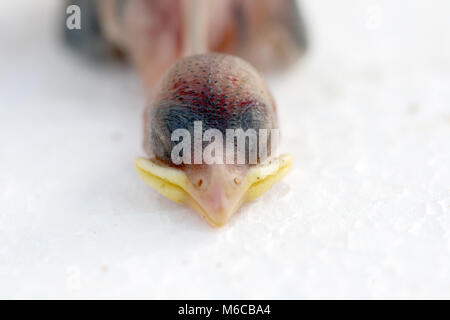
[{"x1": 65, "y1": 0, "x2": 307, "y2": 227}]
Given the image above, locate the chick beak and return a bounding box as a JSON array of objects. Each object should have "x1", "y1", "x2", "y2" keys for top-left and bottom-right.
[
  {"x1": 135, "y1": 154, "x2": 292, "y2": 228},
  {"x1": 184, "y1": 164, "x2": 249, "y2": 227}
]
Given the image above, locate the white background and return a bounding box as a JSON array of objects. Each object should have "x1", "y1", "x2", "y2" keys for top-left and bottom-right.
[{"x1": 0, "y1": 0, "x2": 449, "y2": 299}]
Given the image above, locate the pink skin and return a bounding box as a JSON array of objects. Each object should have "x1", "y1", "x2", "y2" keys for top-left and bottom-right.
[
  {"x1": 114, "y1": 0, "x2": 305, "y2": 87},
  {"x1": 123, "y1": 0, "x2": 184, "y2": 87}
]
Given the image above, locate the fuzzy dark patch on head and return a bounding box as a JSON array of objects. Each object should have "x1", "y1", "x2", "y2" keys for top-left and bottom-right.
[{"x1": 148, "y1": 99, "x2": 273, "y2": 163}]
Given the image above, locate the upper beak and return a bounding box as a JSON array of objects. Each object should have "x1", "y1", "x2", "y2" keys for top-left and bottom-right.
[{"x1": 183, "y1": 164, "x2": 249, "y2": 227}]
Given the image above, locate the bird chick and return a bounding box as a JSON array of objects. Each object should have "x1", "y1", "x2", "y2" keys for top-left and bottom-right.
[{"x1": 135, "y1": 53, "x2": 292, "y2": 227}]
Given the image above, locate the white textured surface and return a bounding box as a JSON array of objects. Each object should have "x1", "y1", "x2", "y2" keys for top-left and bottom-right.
[{"x1": 0, "y1": 0, "x2": 449, "y2": 299}]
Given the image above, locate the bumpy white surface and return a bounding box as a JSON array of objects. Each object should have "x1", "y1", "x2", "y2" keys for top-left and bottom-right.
[{"x1": 0, "y1": 0, "x2": 449, "y2": 299}]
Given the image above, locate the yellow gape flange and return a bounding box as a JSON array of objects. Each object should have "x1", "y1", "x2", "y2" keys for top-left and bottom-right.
[
  {"x1": 135, "y1": 154, "x2": 293, "y2": 227},
  {"x1": 245, "y1": 154, "x2": 293, "y2": 201},
  {"x1": 135, "y1": 158, "x2": 189, "y2": 204}
]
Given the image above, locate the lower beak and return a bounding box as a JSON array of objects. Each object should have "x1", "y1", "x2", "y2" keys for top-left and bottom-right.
[{"x1": 185, "y1": 189, "x2": 246, "y2": 227}]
